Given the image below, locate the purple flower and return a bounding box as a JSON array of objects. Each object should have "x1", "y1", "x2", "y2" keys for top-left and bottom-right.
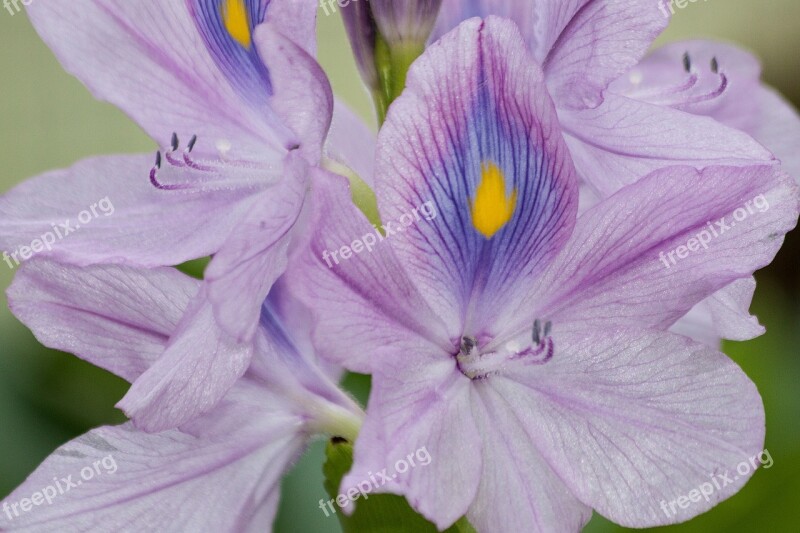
[
  {"x1": 611, "y1": 40, "x2": 800, "y2": 182},
  {"x1": 587, "y1": 38, "x2": 800, "y2": 347},
  {"x1": 0, "y1": 0, "x2": 375, "y2": 431},
  {"x1": 432, "y1": 1, "x2": 800, "y2": 347},
  {"x1": 0, "y1": 258, "x2": 363, "y2": 531},
  {"x1": 434, "y1": 1, "x2": 798, "y2": 195},
  {"x1": 288, "y1": 18, "x2": 799, "y2": 530}
]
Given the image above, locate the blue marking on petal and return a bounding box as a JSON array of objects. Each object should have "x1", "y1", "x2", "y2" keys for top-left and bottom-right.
[
  {"x1": 381, "y1": 20, "x2": 576, "y2": 330},
  {"x1": 188, "y1": 0, "x2": 273, "y2": 104},
  {"x1": 257, "y1": 292, "x2": 349, "y2": 407},
  {"x1": 259, "y1": 299, "x2": 301, "y2": 362}
]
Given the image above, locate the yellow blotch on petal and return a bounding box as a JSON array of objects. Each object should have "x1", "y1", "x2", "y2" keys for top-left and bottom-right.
[
  {"x1": 222, "y1": 0, "x2": 252, "y2": 49},
  {"x1": 470, "y1": 161, "x2": 517, "y2": 239}
]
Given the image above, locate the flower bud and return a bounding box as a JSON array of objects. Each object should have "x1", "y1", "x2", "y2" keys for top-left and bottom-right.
[
  {"x1": 370, "y1": 0, "x2": 443, "y2": 50},
  {"x1": 341, "y1": 0, "x2": 443, "y2": 122}
]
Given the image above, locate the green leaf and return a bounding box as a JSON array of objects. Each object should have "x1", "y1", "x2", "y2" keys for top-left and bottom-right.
[
  {"x1": 322, "y1": 438, "x2": 476, "y2": 533},
  {"x1": 176, "y1": 257, "x2": 211, "y2": 279}
]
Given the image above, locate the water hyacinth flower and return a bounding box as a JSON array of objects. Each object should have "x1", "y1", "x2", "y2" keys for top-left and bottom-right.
[
  {"x1": 1, "y1": 3, "x2": 798, "y2": 532},
  {"x1": 593, "y1": 40, "x2": 800, "y2": 346},
  {"x1": 0, "y1": 0, "x2": 374, "y2": 431},
  {"x1": 432, "y1": 0, "x2": 800, "y2": 348},
  {"x1": 0, "y1": 258, "x2": 363, "y2": 531},
  {"x1": 432, "y1": 0, "x2": 787, "y2": 196},
  {"x1": 611, "y1": 40, "x2": 800, "y2": 181},
  {"x1": 289, "y1": 17, "x2": 799, "y2": 531}
]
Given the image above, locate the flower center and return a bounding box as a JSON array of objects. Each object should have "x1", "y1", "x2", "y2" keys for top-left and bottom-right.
[
  {"x1": 456, "y1": 320, "x2": 554, "y2": 380},
  {"x1": 150, "y1": 133, "x2": 280, "y2": 193}
]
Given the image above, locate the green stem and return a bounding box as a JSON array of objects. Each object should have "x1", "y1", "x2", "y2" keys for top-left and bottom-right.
[{"x1": 373, "y1": 36, "x2": 425, "y2": 125}]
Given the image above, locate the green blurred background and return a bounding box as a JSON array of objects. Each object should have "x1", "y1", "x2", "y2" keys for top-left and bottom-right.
[{"x1": 1, "y1": 2, "x2": 798, "y2": 531}]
